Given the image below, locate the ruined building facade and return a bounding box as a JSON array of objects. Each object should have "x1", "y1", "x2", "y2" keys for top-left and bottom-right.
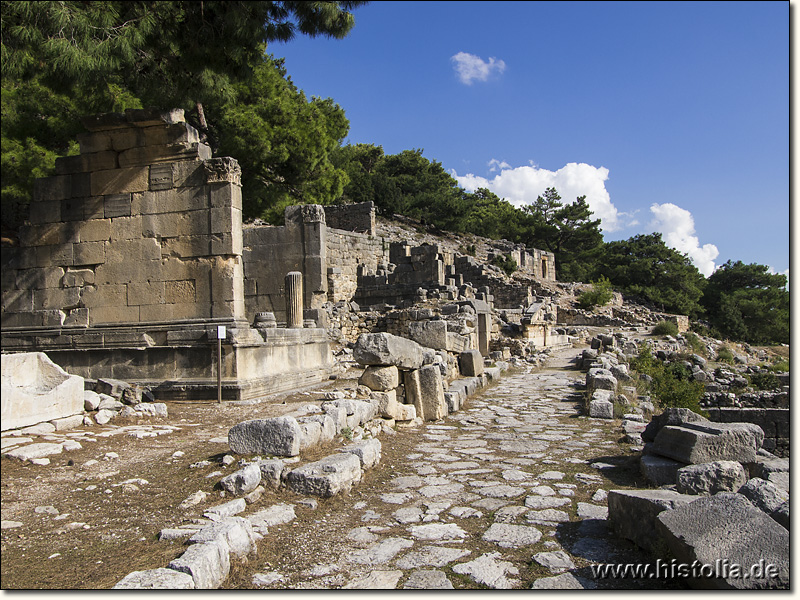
[{"x1": 1, "y1": 109, "x2": 559, "y2": 400}]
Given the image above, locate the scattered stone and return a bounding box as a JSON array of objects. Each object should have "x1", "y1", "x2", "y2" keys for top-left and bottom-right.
[
  {"x1": 409, "y1": 522, "x2": 468, "y2": 541},
  {"x1": 676, "y1": 460, "x2": 748, "y2": 495},
  {"x1": 395, "y1": 546, "x2": 471, "y2": 569},
  {"x1": 343, "y1": 570, "x2": 403, "y2": 589},
  {"x1": 656, "y1": 492, "x2": 789, "y2": 589},
  {"x1": 576, "y1": 502, "x2": 608, "y2": 520},
  {"x1": 451, "y1": 552, "x2": 519, "y2": 589},
  {"x1": 219, "y1": 463, "x2": 262, "y2": 496},
  {"x1": 252, "y1": 572, "x2": 285, "y2": 587},
  {"x1": 286, "y1": 453, "x2": 362, "y2": 498},
  {"x1": 738, "y1": 478, "x2": 790, "y2": 515},
  {"x1": 532, "y1": 550, "x2": 576, "y2": 573},
  {"x1": 530, "y1": 573, "x2": 597, "y2": 589},
  {"x1": 113, "y1": 568, "x2": 196, "y2": 589},
  {"x1": 346, "y1": 537, "x2": 414, "y2": 565},
  {"x1": 4, "y1": 442, "x2": 63, "y2": 461}
]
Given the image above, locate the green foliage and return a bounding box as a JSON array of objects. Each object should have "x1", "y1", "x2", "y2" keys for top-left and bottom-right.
[
  {"x1": 769, "y1": 359, "x2": 789, "y2": 373},
  {"x1": 593, "y1": 233, "x2": 706, "y2": 318},
  {"x1": 630, "y1": 347, "x2": 706, "y2": 415},
  {"x1": 491, "y1": 254, "x2": 518, "y2": 277},
  {"x1": 652, "y1": 321, "x2": 679, "y2": 337},
  {"x1": 702, "y1": 260, "x2": 789, "y2": 345},
  {"x1": 459, "y1": 244, "x2": 477, "y2": 256},
  {"x1": 683, "y1": 331, "x2": 707, "y2": 357},
  {"x1": 716, "y1": 346, "x2": 735, "y2": 364},
  {"x1": 750, "y1": 372, "x2": 781, "y2": 391},
  {"x1": 217, "y1": 57, "x2": 350, "y2": 221},
  {"x1": 577, "y1": 276, "x2": 614, "y2": 309},
  {"x1": 1, "y1": 1, "x2": 366, "y2": 224}
]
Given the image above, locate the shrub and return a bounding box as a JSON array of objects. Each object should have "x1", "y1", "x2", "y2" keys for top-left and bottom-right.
[
  {"x1": 769, "y1": 359, "x2": 789, "y2": 372},
  {"x1": 716, "y1": 346, "x2": 735, "y2": 364},
  {"x1": 491, "y1": 253, "x2": 518, "y2": 277},
  {"x1": 750, "y1": 372, "x2": 781, "y2": 390},
  {"x1": 577, "y1": 276, "x2": 614, "y2": 309},
  {"x1": 683, "y1": 331, "x2": 707, "y2": 357},
  {"x1": 630, "y1": 346, "x2": 707, "y2": 416},
  {"x1": 652, "y1": 321, "x2": 679, "y2": 337},
  {"x1": 459, "y1": 243, "x2": 477, "y2": 256}
]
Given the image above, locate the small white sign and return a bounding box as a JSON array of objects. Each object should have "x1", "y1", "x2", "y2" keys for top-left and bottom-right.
[{"x1": 217, "y1": 325, "x2": 227, "y2": 340}]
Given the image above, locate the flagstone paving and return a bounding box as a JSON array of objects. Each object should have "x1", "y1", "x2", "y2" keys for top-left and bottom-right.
[{"x1": 220, "y1": 346, "x2": 679, "y2": 590}]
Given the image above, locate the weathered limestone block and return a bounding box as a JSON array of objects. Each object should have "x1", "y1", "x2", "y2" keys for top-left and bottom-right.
[
  {"x1": 416, "y1": 365, "x2": 448, "y2": 421},
  {"x1": 656, "y1": 493, "x2": 789, "y2": 589},
  {"x1": 339, "y1": 438, "x2": 381, "y2": 469},
  {"x1": 113, "y1": 568, "x2": 196, "y2": 589},
  {"x1": 95, "y1": 377, "x2": 131, "y2": 401},
  {"x1": 458, "y1": 350, "x2": 484, "y2": 377},
  {"x1": 445, "y1": 332, "x2": 471, "y2": 353},
  {"x1": 586, "y1": 368, "x2": 617, "y2": 393},
  {"x1": 408, "y1": 320, "x2": 448, "y2": 350},
  {"x1": 652, "y1": 422, "x2": 763, "y2": 464},
  {"x1": 372, "y1": 389, "x2": 402, "y2": 419},
  {"x1": 737, "y1": 477, "x2": 790, "y2": 516},
  {"x1": 297, "y1": 419, "x2": 321, "y2": 451},
  {"x1": 168, "y1": 541, "x2": 230, "y2": 589},
  {"x1": 258, "y1": 459, "x2": 286, "y2": 490},
  {"x1": 353, "y1": 332, "x2": 424, "y2": 370},
  {"x1": 1, "y1": 352, "x2": 84, "y2": 431},
  {"x1": 771, "y1": 500, "x2": 789, "y2": 530},
  {"x1": 675, "y1": 461, "x2": 748, "y2": 495},
  {"x1": 642, "y1": 407, "x2": 711, "y2": 443},
  {"x1": 640, "y1": 453, "x2": 684, "y2": 486},
  {"x1": 360, "y1": 365, "x2": 400, "y2": 391},
  {"x1": 228, "y1": 416, "x2": 302, "y2": 457},
  {"x1": 588, "y1": 388, "x2": 614, "y2": 419},
  {"x1": 607, "y1": 489, "x2": 697, "y2": 554},
  {"x1": 298, "y1": 414, "x2": 336, "y2": 445},
  {"x1": 285, "y1": 453, "x2": 362, "y2": 497},
  {"x1": 219, "y1": 463, "x2": 262, "y2": 496},
  {"x1": 188, "y1": 516, "x2": 256, "y2": 558},
  {"x1": 321, "y1": 402, "x2": 347, "y2": 433}
]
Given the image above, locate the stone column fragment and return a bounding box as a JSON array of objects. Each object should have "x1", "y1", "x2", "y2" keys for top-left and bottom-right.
[{"x1": 285, "y1": 271, "x2": 303, "y2": 328}]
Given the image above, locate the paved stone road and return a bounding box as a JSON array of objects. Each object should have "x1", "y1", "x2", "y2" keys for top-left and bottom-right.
[{"x1": 222, "y1": 346, "x2": 670, "y2": 590}]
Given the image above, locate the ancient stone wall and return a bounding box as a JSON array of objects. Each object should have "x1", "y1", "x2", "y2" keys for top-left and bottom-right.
[
  {"x1": 323, "y1": 201, "x2": 376, "y2": 235},
  {"x1": 1, "y1": 108, "x2": 244, "y2": 332},
  {"x1": 325, "y1": 229, "x2": 388, "y2": 304}
]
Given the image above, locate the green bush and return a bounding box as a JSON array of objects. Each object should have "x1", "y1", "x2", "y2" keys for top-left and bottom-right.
[
  {"x1": 652, "y1": 321, "x2": 679, "y2": 337},
  {"x1": 716, "y1": 346, "x2": 735, "y2": 364},
  {"x1": 459, "y1": 244, "x2": 477, "y2": 256},
  {"x1": 683, "y1": 331, "x2": 707, "y2": 357},
  {"x1": 491, "y1": 253, "x2": 518, "y2": 277},
  {"x1": 630, "y1": 346, "x2": 707, "y2": 416},
  {"x1": 769, "y1": 359, "x2": 789, "y2": 372},
  {"x1": 750, "y1": 372, "x2": 781, "y2": 390},
  {"x1": 577, "y1": 276, "x2": 614, "y2": 309}
]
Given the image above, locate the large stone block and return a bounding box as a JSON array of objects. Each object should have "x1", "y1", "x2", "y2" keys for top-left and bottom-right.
[
  {"x1": 737, "y1": 477, "x2": 790, "y2": 516},
  {"x1": 640, "y1": 453, "x2": 684, "y2": 486},
  {"x1": 168, "y1": 541, "x2": 230, "y2": 589},
  {"x1": 607, "y1": 489, "x2": 697, "y2": 554},
  {"x1": 113, "y1": 568, "x2": 196, "y2": 589},
  {"x1": 676, "y1": 461, "x2": 749, "y2": 495},
  {"x1": 353, "y1": 332, "x2": 424, "y2": 370},
  {"x1": 339, "y1": 438, "x2": 381, "y2": 469},
  {"x1": 407, "y1": 320, "x2": 448, "y2": 350},
  {"x1": 1, "y1": 352, "x2": 84, "y2": 431},
  {"x1": 417, "y1": 365, "x2": 448, "y2": 421},
  {"x1": 359, "y1": 365, "x2": 400, "y2": 391},
  {"x1": 285, "y1": 453, "x2": 362, "y2": 497},
  {"x1": 656, "y1": 492, "x2": 789, "y2": 589},
  {"x1": 653, "y1": 422, "x2": 763, "y2": 464},
  {"x1": 228, "y1": 416, "x2": 302, "y2": 457},
  {"x1": 219, "y1": 463, "x2": 262, "y2": 496},
  {"x1": 642, "y1": 407, "x2": 711, "y2": 443},
  {"x1": 458, "y1": 350, "x2": 484, "y2": 377}
]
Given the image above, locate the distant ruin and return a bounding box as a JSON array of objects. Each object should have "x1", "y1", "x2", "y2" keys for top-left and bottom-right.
[{"x1": 1, "y1": 109, "x2": 561, "y2": 401}]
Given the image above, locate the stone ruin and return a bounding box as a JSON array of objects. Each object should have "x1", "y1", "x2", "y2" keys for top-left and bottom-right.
[{"x1": 1, "y1": 108, "x2": 563, "y2": 409}]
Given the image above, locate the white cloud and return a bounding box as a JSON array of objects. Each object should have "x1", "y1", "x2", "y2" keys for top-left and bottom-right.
[
  {"x1": 451, "y1": 52, "x2": 506, "y2": 85},
  {"x1": 648, "y1": 203, "x2": 719, "y2": 277},
  {"x1": 452, "y1": 161, "x2": 626, "y2": 232}
]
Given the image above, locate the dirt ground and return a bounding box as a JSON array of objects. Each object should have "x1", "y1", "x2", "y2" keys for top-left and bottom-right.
[{"x1": 0, "y1": 373, "x2": 358, "y2": 590}]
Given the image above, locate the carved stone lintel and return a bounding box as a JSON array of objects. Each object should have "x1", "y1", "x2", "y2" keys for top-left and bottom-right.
[
  {"x1": 285, "y1": 204, "x2": 326, "y2": 226},
  {"x1": 203, "y1": 157, "x2": 242, "y2": 186}
]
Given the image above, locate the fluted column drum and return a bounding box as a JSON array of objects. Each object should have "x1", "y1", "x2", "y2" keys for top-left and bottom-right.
[{"x1": 285, "y1": 271, "x2": 304, "y2": 328}]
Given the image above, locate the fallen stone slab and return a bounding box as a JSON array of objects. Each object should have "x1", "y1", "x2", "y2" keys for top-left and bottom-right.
[
  {"x1": 738, "y1": 477, "x2": 790, "y2": 516},
  {"x1": 608, "y1": 489, "x2": 697, "y2": 555},
  {"x1": 133, "y1": 402, "x2": 168, "y2": 417},
  {"x1": 353, "y1": 332, "x2": 424, "y2": 370},
  {"x1": 219, "y1": 463, "x2": 261, "y2": 496},
  {"x1": 676, "y1": 460, "x2": 748, "y2": 495},
  {"x1": 395, "y1": 546, "x2": 471, "y2": 569},
  {"x1": 204, "y1": 499, "x2": 246, "y2": 520},
  {"x1": 346, "y1": 537, "x2": 414, "y2": 566},
  {"x1": 228, "y1": 416, "x2": 302, "y2": 457},
  {"x1": 532, "y1": 550, "x2": 576, "y2": 573},
  {"x1": 771, "y1": 500, "x2": 789, "y2": 530},
  {"x1": 168, "y1": 540, "x2": 230, "y2": 589},
  {"x1": 189, "y1": 516, "x2": 256, "y2": 558},
  {"x1": 640, "y1": 453, "x2": 684, "y2": 486},
  {"x1": 652, "y1": 422, "x2": 763, "y2": 464},
  {"x1": 4, "y1": 442, "x2": 63, "y2": 462},
  {"x1": 409, "y1": 522, "x2": 468, "y2": 541},
  {"x1": 339, "y1": 438, "x2": 381, "y2": 469},
  {"x1": 286, "y1": 453, "x2": 362, "y2": 497},
  {"x1": 113, "y1": 568, "x2": 196, "y2": 589},
  {"x1": 247, "y1": 503, "x2": 297, "y2": 530},
  {"x1": 642, "y1": 407, "x2": 711, "y2": 443},
  {"x1": 656, "y1": 492, "x2": 789, "y2": 589},
  {"x1": 2, "y1": 352, "x2": 84, "y2": 432}
]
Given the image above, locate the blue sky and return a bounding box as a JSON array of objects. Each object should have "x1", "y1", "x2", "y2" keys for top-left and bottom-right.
[{"x1": 271, "y1": 1, "x2": 788, "y2": 279}]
